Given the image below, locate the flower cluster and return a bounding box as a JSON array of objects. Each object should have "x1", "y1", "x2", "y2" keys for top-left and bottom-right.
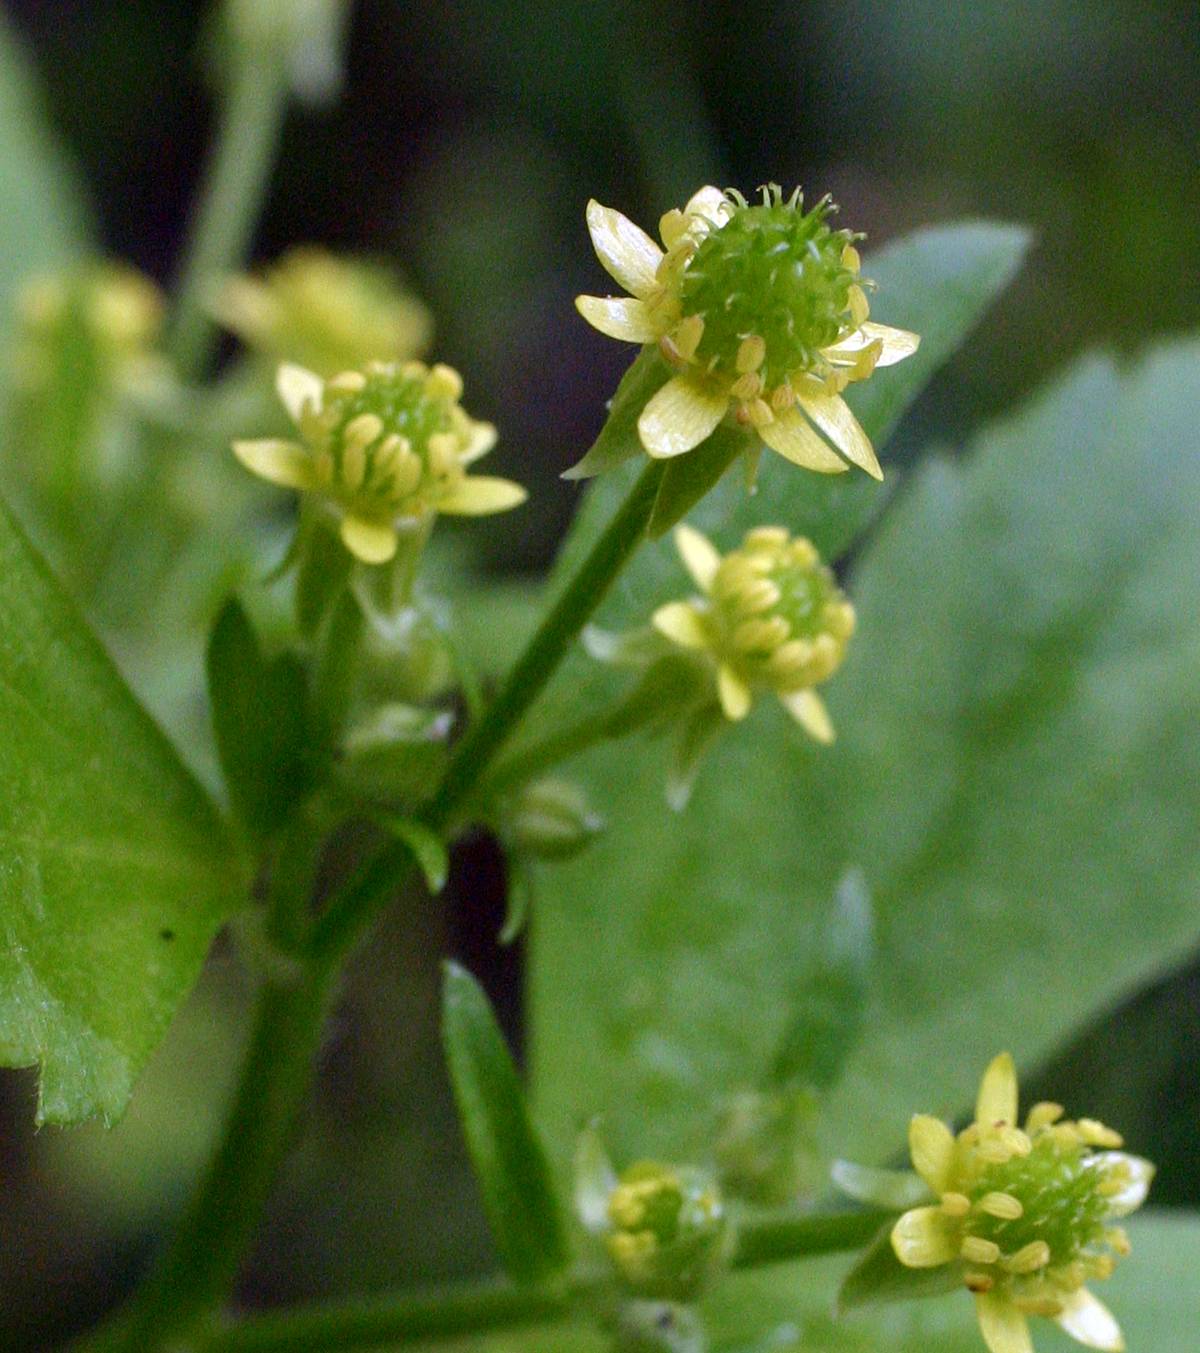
[
  {"x1": 216, "y1": 246, "x2": 432, "y2": 376},
  {"x1": 576, "y1": 185, "x2": 918, "y2": 474},
  {"x1": 892, "y1": 1054, "x2": 1153, "y2": 1353},
  {"x1": 233, "y1": 360, "x2": 525, "y2": 563},
  {"x1": 653, "y1": 523, "x2": 855, "y2": 742}
]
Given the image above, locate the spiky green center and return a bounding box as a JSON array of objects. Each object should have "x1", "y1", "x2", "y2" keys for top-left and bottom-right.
[
  {"x1": 969, "y1": 1138, "x2": 1112, "y2": 1266},
  {"x1": 323, "y1": 369, "x2": 450, "y2": 454},
  {"x1": 679, "y1": 196, "x2": 859, "y2": 388}
]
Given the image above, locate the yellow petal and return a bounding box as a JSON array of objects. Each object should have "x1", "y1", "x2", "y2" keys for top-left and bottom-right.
[
  {"x1": 758, "y1": 406, "x2": 849, "y2": 474},
  {"x1": 908, "y1": 1114, "x2": 956, "y2": 1193},
  {"x1": 638, "y1": 376, "x2": 727, "y2": 459},
  {"x1": 977, "y1": 1052, "x2": 1019, "y2": 1128},
  {"x1": 652, "y1": 601, "x2": 709, "y2": 649},
  {"x1": 231, "y1": 438, "x2": 316, "y2": 490},
  {"x1": 674, "y1": 523, "x2": 721, "y2": 591},
  {"x1": 575, "y1": 294, "x2": 658, "y2": 343},
  {"x1": 717, "y1": 664, "x2": 752, "y2": 721},
  {"x1": 460, "y1": 421, "x2": 498, "y2": 464},
  {"x1": 824, "y1": 322, "x2": 919, "y2": 368},
  {"x1": 975, "y1": 1294, "x2": 1034, "y2": 1353},
  {"x1": 276, "y1": 362, "x2": 324, "y2": 424},
  {"x1": 1097, "y1": 1152, "x2": 1155, "y2": 1217},
  {"x1": 890, "y1": 1206, "x2": 957, "y2": 1268},
  {"x1": 585, "y1": 199, "x2": 664, "y2": 299},
  {"x1": 1054, "y1": 1288, "x2": 1124, "y2": 1352},
  {"x1": 438, "y1": 476, "x2": 528, "y2": 516},
  {"x1": 796, "y1": 393, "x2": 882, "y2": 480},
  {"x1": 340, "y1": 515, "x2": 398, "y2": 564},
  {"x1": 779, "y1": 688, "x2": 835, "y2": 743},
  {"x1": 683, "y1": 185, "x2": 730, "y2": 226}
]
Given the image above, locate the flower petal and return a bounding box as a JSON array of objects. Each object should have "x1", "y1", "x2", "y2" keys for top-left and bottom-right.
[
  {"x1": 977, "y1": 1052, "x2": 1020, "y2": 1128},
  {"x1": 585, "y1": 200, "x2": 664, "y2": 299},
  {"x1": 908, "y1": 1114, "x2": 957, "y2": 1193},
  {"x1": 437, "y1": 476, "x2": 528, "y2": 516},
  {"x1": 653, "y1": 601, "x2": 709, "y2": 649},
  {"x1": 276, "y1": 362, "x2": 324, "y2": 424},
  {"x1": 758, "y1": 406, "x2": 849, "y2": 474},
  {"x1": 683, "y1": 185, "x2": 730, "y2": 226},
  {"x1": 340, "y1": 515, "x2": 398, "y2": 564},
  {"x1": 1094, "y1": 1152, "x2": 1155, "y2": 1218},
  {"x1": 460, "y1": 420, "x2": 497, "y2": 464},
  {"x1": 890, "y1": 1206, "x2": 958, "y2": 1268},
  {"x1": 674, "y1": 523, "x2": 721, "y2": 591},
  {"x1": 575, "y1": 294, "x2": 658, "y2": 343},
  {"x1": 975, "y1": 1293, "x2": 1034, "y2": 1353},
  {"x1": 638, "y1": 376, "x2": 727, "y2": 459},
  {"x1": 779, "y1": 688, "x2": 835, "y2": 743},
  {"x1": 1054, "y1": 1288, "x2": 1124, "y2": 1351},
  {"x1": 231, "y1": 438, "x2": 315, "y2": 489},
  {"x1": 796, "y1": 392, "x2": 882, "y2": 480},
  {"x1": 716, "y1": 664, "x2": 752, "y2": 721}
]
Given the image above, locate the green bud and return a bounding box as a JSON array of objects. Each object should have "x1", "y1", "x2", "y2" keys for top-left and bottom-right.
[
  {"x1": 507, "y1": 778, "x2": 604, "y2": 861},
  {"x1": 604, "y1": 1160, "x2": 730, "y2": 1302}
]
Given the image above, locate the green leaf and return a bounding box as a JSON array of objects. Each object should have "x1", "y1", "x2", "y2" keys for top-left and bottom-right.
[
  {"x1": 442, "y1": 962, "x2": 569, "y2": 1284},
  {"x1": 206, "y1": 597, "x2": 311, "y2": 840},
  {"x1": 377, "y1": 814, "x2": 449, "y2": 894},
  {"x1": 0, "y1": 13, "x2": 91, "y2": 371},
  {"x1": 0, "y1": 497, "x2": 241, "y2": 1124},
  {"x1": 530, "y1": 220, "x2": 1037, "y2": 1166},
  {"x1": 766, "y1": 869, "x2": 872, "y2": 1094}
]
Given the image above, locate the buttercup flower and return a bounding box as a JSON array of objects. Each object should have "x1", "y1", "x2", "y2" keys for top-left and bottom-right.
[
  {"x1": 892, "y1": 1053, "x2": 1154, "y2": 1353},
  {"x1": 233, "y1": 360, "x2": 526, "y2": 563},
  {"x1": 215, "y1": 247, "x2": 432, "y2": 376},
  {"x1": 651, "y1": 523, "x2": 855, "y2": 742},
  {"x1": 576, "y1": 185, "x2": 918, "y2": 475}
]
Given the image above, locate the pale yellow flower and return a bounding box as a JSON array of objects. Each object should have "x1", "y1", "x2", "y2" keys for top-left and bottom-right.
[
  {"x1": 215, "y1": 246, "x2": 432, "y2": 376},
  {"x1": 576, "y1": 185, "x2": 919, "y2": 476},
  {"x1": 892, "y1": 1053, "x2": 1154, "y2": 1353},
  {"x1": 233, "y1": 360, "x2": 525, "y2": 563},
  {"x1": 651, "y1": 523, "x2": 855, "y2": 742}
]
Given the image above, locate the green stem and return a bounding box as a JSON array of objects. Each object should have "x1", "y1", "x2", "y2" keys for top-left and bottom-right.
[
  {"x1": 307, "y1": 458, "x2": 666, "y2": 961},
  {"x1": 167, "y1": 43, "x2": 290, "y2": 380},
  {"x1": 480, "y1": 705, "x2": 626, "y2": 797},
  {"x1": 197, "y1": 1209, "x2": 890, "y2": 1352},
  {"x1": 89, "y1": 960, "x2": 339, "y2": 1352},
  {"x1": 423, "y1": 458, "x2": 665, "y2": 832}
]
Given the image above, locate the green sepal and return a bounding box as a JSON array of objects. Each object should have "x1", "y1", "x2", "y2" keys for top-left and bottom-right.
[
  {"x1": 206, "y1": 596, "x2": 312, "y2": 841},
  {"x1": 767, "y1": 869, "x2": 873, "y2": 1093},
  {"x1": 563, "y1": 347, "x2": 671, "y2": 480},
  {"x1": 499, "y1": 853, "x2": 535, "y2": 945},
  {"x1": 665, "y1": 702, "x2": 727, "y2": 811},
  {"x1": 646, "y1": 424, "x2": 745, "y2": 538},
  {"x1": 830, "y1": 1160, "x2": 933, "y2": 1211},
  {"x1": 337, "y1": 702, "x2": 452, "y2": 803},
  {"x1": 836, "y1": 1221, "x2": 963, "y2": 1314},
  {"x1": 441, "y1": 962, "x2": 570, "y2": 1284},
  {"x1": 375, "y1": 813, "x2": 448, "y2": 894}
]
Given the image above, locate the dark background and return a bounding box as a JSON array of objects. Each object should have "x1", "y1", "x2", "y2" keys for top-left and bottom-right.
[{"x1": 0, "y1": 1, "x2": 1197, "y2": 1346}]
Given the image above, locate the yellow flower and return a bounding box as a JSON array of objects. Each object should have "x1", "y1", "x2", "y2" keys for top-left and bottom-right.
[
  {"x1": 233, "y1": 360, "x2": 526, "y2": 563},
  {"x1": 576, "y1": 185, "x2": 918, "y2": 476},
  {"x1": 892, "y1": 1053, "x2": 1154, "y2": 1353},
  {"x1": 651, "y1": 523, "x2": 855, "y2": 742},
  {"x1": 215, "y1": 246, "x2": 432, "y2": 376}
]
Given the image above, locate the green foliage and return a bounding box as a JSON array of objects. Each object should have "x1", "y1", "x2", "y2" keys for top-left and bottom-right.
[
  {"x1": 206, "y1": 597, "x2": 311, "y2": 840},
  {"x1": 377, "y1": 814, "x2": 449, "y2": 893},
  {"x1": 442, "y1": 962, "x2": 570, "y2": 1285},
  {"x1": 0, "y1": 496, "x2": 241, "y2": 1125}
]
